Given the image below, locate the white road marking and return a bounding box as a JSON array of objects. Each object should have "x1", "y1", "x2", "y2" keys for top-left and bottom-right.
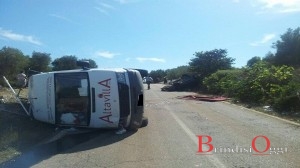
[{"x1": 169, "y1": 109, "x2": 226, "y2": 168}]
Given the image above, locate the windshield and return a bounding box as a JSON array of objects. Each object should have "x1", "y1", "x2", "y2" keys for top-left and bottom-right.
[{"x1": 55, "y1": 72, "x2": 90, "y2": 126}]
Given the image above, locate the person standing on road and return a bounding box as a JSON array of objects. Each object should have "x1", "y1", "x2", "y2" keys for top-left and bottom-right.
[
  {"x1": 16, "y1": 70, "x2": 27, "y2": 96},
  {"x1": 163, "y1": 77, "x2": 167, "y2": 84},
  {"x1": 145, "y1": 76, "x2": 153, "y2": 90}
]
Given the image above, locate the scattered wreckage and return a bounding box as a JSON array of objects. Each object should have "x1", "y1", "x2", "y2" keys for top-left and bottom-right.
[
  {"x1": 160, "y1": 74, "x2": 228, "y2": 102},
  {"x1": 2, "y1": 62, "x2": 148, "y2": 135},
  {"x1": 161, "y1": 74, "x2": 197, "y2": 91},
  {"x1": 177, "y1": 95, "x2": 228, "y2": 102}
]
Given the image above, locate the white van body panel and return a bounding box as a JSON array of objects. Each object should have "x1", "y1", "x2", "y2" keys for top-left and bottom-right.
[
  {"x1": 27, "y1": 68, "x2": 144, "y2": 130},
  {"x1": 29, "y1": 73, "x2": 55, "y2": 124},
  {"x1": 89, "y1": 70, "x2": 120, "y2": 128}
]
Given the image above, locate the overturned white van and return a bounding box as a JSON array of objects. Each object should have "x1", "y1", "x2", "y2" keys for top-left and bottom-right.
[{"x1": 4, "y1": 66, "x2": 147, "y2": 131}]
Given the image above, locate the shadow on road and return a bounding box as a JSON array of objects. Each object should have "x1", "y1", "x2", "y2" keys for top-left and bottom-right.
[{"x1": 0, "y1": 129, "x2": 137, "y2": 168}]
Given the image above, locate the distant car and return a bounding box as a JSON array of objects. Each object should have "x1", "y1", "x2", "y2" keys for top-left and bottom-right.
[{"x1": 161, "y1": 74, "x2": 197, "y2": 91}]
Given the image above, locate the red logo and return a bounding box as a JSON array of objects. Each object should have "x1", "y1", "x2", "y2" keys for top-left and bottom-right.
[
  {"x1": 251, "y1": 135, "x2": 271, "y2": 155},
  {"x1": 197, "y1": 135, "x2": 276, "y2": 155}
]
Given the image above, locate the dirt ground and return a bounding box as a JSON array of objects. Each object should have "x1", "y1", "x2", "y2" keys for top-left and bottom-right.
[{"x1": 0, "y1": 88, "x2": 55, "y2": 164}]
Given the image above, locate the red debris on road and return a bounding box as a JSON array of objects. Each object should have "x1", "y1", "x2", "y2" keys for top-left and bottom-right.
[{"x1": 177, "y1": 95, "x2": 228, "y2": 102}]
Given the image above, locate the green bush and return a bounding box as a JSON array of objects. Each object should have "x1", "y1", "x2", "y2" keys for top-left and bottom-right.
[
  {"x1": 204, "y1": 62, "x2": 300, "y2": 113},
  {"x1": 271, "y1": 71, "x2": 300, "y2": 113},
  {"x1": 203, "y1": 69, "x2": 242, "y2": 96}
]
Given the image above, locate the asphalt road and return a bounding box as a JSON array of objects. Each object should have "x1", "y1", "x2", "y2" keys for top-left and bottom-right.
[{"x1": 4, "y1": 84, "x2": 300, "y2": 168}]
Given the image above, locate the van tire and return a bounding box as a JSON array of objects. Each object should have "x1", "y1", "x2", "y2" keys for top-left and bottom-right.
[
  {"x1": 141, "y1": 117, "x2": 148, "y2": 127},
  {"x1": 127, "y1": 122, "x2": 139, "y2": 131},
  {"x1": 127, "y1": 116, "x2": 147, "y2": 131},
  {"x1": 127, "y1": 118, "x2": 141, "y2": 131}
]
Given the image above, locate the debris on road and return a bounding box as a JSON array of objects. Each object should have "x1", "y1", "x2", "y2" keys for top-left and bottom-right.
[
  {"x1": 0, "y1": 96, "x2": 5, "y2": 103},
  {"x1": 177, "y1": 95, "x2": 228, "y2": 102},
  {"x1": 263, "y1": 105, "x2": 273, "y2": 112}
]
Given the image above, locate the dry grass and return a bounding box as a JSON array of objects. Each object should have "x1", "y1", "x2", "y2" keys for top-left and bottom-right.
[{"x1": 0, "y1": 87, "x2": 55, "y2": 164}]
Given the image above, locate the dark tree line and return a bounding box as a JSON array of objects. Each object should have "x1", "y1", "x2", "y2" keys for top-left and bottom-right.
[
  {"x1": 150, "y1": 49, "x2": 235, "y2": 85},
  {"x1": 0, "y1": 47, "x2": 98, "y2": 86},
  {"x1": 270, "y1": 27, "x2": 300, "y2": 67},
  {"x1": 150, "y1": 27, "x2": 300, "y2": 86},
  {"x1": 51, "y1": 56, "x2": 97, "y2": 71}
]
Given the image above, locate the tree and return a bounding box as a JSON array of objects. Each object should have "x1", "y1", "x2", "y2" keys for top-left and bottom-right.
[
  {"x1": 29, "y1": 51, "x2": 52, "y2": 72},
  {"x1": 78, "y1": 58, "x2": 98, "y2": 68},
  {"x1": 52, "y1": 55, "x2": 78, "y2": 71},
  {"x1": 149, "y1": 69, "x2": 166, "y2": 83},
  {"x1": 165, "y1": 66, "x2": 190, "y2": 80},
  {"x1": 263, "y1": 52, "x2": 276, "y2": 65},
  {"x1": 0, "y1": 46, "x2": 29, "y2": 85},
  {"x1": 52, "y1": 56, "x2": 98, "y2": 71},
  {"x1": 272, "y1": 27, "x2": 300, "y2": 67},
  {"x1": 247, "y1": 56, "x2": 261, "y2": 67},
  {"x1": 189, "y1": 49, "x2": 235, "y2": 79}
]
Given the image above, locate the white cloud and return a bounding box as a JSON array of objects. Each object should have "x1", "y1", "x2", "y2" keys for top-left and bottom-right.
[
  {"x1": 99, "y1": 2, "x2": 115, "y2": 9},
  {"x1": 94, "y1": 0, "x2": 138, "y2": 15},
  {"x1": 95, "y1": 7, "x2": 109, "y2": 15},
  {"x1": 50, "y1": 14, "x2": 71, "y2": 22},
  {"x1": 0, "y1": 28, "x2": 42, "y2": 45},
  {"x1": 136, "y1": 57, "x2": 166, "y2": 63},
  {"x1": 250, "y1": 33, "x2": 276, "y2": 46},
  {"x1": 115, "y1": 0, "x2": 129, "y2": 4},
  {"x1": 256, "y1": 0, "x2": 300, "y2": 13},
  {"x1": 94, "y1": 2, "x2": 115, "y2": 15},
  {"x1": 95, "y1": 51, "x2": 120, "y2": 58},
  {"x1": 114, "y1": 0, "x2": 140, "y2": 4}
]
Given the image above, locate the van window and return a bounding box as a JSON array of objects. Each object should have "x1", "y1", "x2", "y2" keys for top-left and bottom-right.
[{"x1": 55, "y1": 72, "x2": 90, "y2": 126}]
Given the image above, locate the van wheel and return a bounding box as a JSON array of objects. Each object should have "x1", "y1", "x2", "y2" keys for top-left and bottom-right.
[
  {"x1": 141, "y1": 117, "x2": 148, "y2": 127},
  {"x1": 127, "y1": 119, "x2": 140, "y2": 131}
]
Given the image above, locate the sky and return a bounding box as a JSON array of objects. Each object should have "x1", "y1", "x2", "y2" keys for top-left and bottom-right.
[{"x1": 0, "y1": 0, "x2": 300, "y2": 72}]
